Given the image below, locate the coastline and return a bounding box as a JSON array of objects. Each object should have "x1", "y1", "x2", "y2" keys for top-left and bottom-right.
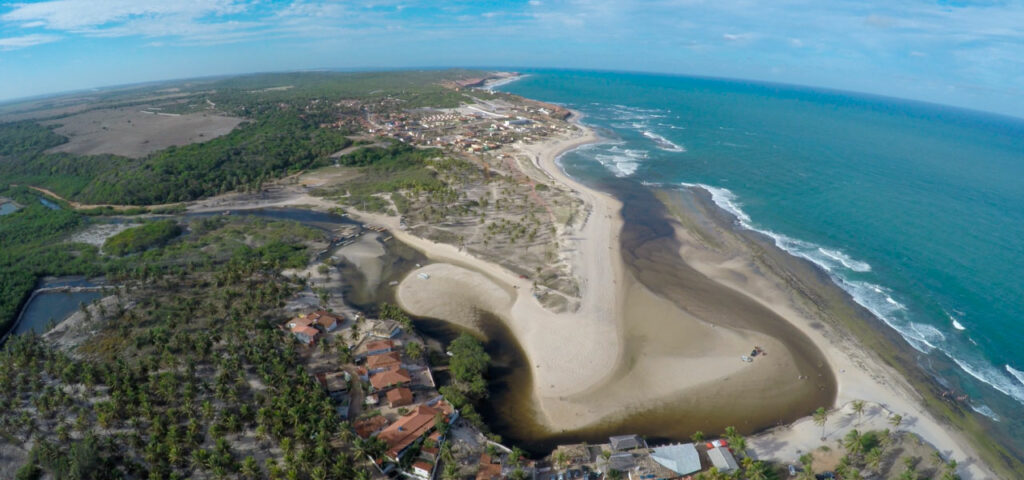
[
  {"x1": 376, "y1": 110, "x2": 998, "y2": 477},
  {"x1": 655, "y1": 186, "x2": 999, "y2": 478},
  {"x1": 392, "y1": 115, "x2": 832, "y2": 433}
]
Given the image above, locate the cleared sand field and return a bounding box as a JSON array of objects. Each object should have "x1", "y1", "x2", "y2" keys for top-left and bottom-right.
[{"x1": 43, "y1": 107, "x2": 243, "y2": 158}]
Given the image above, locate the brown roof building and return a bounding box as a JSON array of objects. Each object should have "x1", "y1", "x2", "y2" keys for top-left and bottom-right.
[
  {"x1": 366, "y1": 351, "x2": 402, "y2": 371},
  {"x1": 370, "y1": 368, "x2": 411, "y2": 390},
  {"x1": 386, "y1": 387, "x2": 414, "y2": 407},
  {"x1": 476, "y1": 453, "x2": 503, "y2": 480},
  {"x1": 354, "y1": 416, "x2": 390, "y2": 438},
  {"x1": 377, "y1": 403, "x2": 451, "y2": 460}
]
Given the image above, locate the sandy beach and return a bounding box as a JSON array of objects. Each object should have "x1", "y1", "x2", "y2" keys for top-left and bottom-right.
[{"x1": 369, "y1": 114, "x2": 993, "y2": 477}]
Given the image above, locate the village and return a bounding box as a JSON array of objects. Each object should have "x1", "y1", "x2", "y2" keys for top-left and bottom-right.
[{"x1": 278, "y1": 304, "x2": 761, "y2": 480}]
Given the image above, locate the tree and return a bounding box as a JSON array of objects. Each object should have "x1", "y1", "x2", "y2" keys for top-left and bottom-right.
[
  {"x1": 851, "y1": 400, "x2": 866, "y2": 426},
  {"x1": 843, "y1": 429, "x2": 863, "y2": 458},
  {"x1": 690, "y1": 430, "x2": 705, "y2": 443},
  {"x1": 889, "y1": 413, "x2": 904, "y2": 431},
  {"x1": 744, "y1": 459, "x2": 769, "y2": 480},
  {"x1": 405, "y1": 341, "x2": 423, "y2": 360},
  {"x1": 553, "y1": 450, "x2": 568, "y2": 469},
  {"x1": 865, "y1": 447, "x2": 883, "y2": 473},
  {"x1": 813, "y1": 407, "x2": 829, "y2": 440},
  {"x1": 240, "y1": 456, "x2": 261, "y2": 479}
]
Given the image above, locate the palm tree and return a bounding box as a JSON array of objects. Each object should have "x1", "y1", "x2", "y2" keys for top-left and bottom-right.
[
  {"x1": 843, "y1": 429, "x2": 863, "y2": 458},
  {"x1": 813, "y1": 407, "x2": 829, "y2": 440},
  {"x1": 851, "y1": 400, "x2": 866, "y2": 426},
  {"x1": 690, "y1": 430, "x2": 705, "y2": 443},
  {"x1": 553, "y1": 450, "x2": 569, "y2": 469},
  {"x1": 745, "y1": 460, "x2": 769, "y2": 480},
  {"x1": 889, "y1": 413, "x2": 904, "y2": 431},
  {"x1": 240, "y1": 456, "x2": 262, "y2": 479},
  {"x1": 865, "y1": 447, "x2": 883, "y2": 473}
]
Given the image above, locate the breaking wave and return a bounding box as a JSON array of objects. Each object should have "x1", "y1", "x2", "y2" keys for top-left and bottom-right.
[
  {"x1": 642, "y1": 131, "x2": 686, "y2": 152},
  {"x1": 682, "y1": 182, "x2": 1024, "y2": 406},
  {"x1": 593, "y1": 146, "x2": 648, "y2": 177}
]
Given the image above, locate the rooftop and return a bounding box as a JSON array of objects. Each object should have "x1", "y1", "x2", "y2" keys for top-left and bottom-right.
[
  {"x1": 367, "y1": 351, "x2": 402, "y2": 369},
  {"x1": 370, "y1": 368, "x2": 411, "y2": 389},
  {"x1": 707, "y1": 446, "x2": 739, "y2": 473},
  {"x1": 386, "y1": 387, "x2": 414, "y2": 406},
  {"x1": 650, "y1": 443, "x2": 701, "y2": 476},
  {"x1": 377, "y1": 404, "x2": 445, "y2": 458}
]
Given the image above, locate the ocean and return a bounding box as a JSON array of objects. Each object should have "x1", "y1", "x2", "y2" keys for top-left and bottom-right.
[{"x1": 498, "y1": 70, "x2": 1024, "y2": 451}]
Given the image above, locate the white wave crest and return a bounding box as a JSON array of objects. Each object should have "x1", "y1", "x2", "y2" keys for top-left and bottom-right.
[
  {"x1": 970, "y1": 403, "x2": 1000, "y2": 422},
  {"x1": 642, "y1": 131, "x2": 686, "y2": 152},
  {"x1": 1008, "y1": 365, "x2": 1024, "y2": 386},
  {"x1": 951, "y1": 357, "x2": 1024, "y2": 404},
  {"x1": 593, "y1": 147, "x2": 648, "y2": 177},
  {"x1": 678, "y1": 183, "x2": 1024, "y2": 407},
  {"x1": 951, "y1": 317, "x2": 966, "y2": 331}
]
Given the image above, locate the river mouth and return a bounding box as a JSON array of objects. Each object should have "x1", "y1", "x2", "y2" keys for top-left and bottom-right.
[{"x1": 340, "y1": 178, "x2": 835, "y2": 457}]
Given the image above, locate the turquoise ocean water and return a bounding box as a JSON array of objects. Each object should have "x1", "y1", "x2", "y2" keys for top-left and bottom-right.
[{"x1": 499, "y1": 70, "x2": 1024, "y2": 452}]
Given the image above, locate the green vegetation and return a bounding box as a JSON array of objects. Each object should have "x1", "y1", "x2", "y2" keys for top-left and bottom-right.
[
  {"x1": 0, "y1": 210, "x2": 377, "y2": 478},
  {"x1": 103, "y1": 220, "x2": 182, "y2": 255},
  {"x1": 0, "y1": 186, "x2": 99, "y2": 334},
  {"x1": 0, "y1": 120, "x2": 67, "y2": 157},
  {"x1": 439, "y1": 333, "x2": 490, "y2": 427}
]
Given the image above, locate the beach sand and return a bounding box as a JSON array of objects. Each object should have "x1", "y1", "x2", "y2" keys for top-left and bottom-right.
[{"x1": 374, "y1": 115, "x2": 991, "y2": 478}]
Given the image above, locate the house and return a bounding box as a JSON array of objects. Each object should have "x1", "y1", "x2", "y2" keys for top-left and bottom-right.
[
  {"x1": 610, "y1": 434, "x2": 646, "y2": 452},
  {"x1": 354, "y1": 416, "x2": 390, "y2": 438},
  {"x1": 649, "y1": 443, "x2": 702, "y2": 476},
  {"x1": 476, "y1": 453, "x2": 503, "y2": 480},
  {"x1": 373, "y1": 319, "x2": 403, "y2": 338},
  {"x1": 286, "y1": 316, "x2": 316, "y2": 330},
  {"x1": 364, "y1": 339, "x2": 395, "y2": 356},
  {"x1": 292, "y1": 326, "x2": 319, "y2": 345},
  {"x1": 308, "y1": 310, "x2": 342, "y2": 331},
  {"x1": 386, "y1": 387, "x2": 414, "y2": 407},
  {"x1": 314, "y1": 371, "x2": 348, "y2": 399},
  {"x1": 377, "y1": 404, "x2": 450, "y2": 460},
  {"x1": 412, "y1": 460, "x2": 434, "y2": 479},
  {"x1": 371, "y1": 368, "x2": 412, "y2": 390},
  {"x1": 366, "y1": 351, "x2": 402, "y2": 373},
  {"x1": 707, "y1": 446, "x2": 739, "y2": 473},
  {"x1": 606, "y1": 453, "x2": 636, "y2": 473}
]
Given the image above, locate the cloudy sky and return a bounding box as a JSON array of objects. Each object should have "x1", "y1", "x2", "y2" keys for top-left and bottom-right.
[{"x1": 1, "y1": 0, "x2": 1023, "y2": 117}]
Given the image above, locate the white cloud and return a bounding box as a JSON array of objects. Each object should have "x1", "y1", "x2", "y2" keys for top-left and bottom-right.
[
  {"x1": 2, "y1": 0, "x2": 246, "y2": 31},
  {"x1": 0, "y1": 33, "x2": 61, "y2": 50}
]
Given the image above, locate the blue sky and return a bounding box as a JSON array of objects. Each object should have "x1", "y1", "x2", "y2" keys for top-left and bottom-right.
[{"x1": 1, "y1": 0, "x2": 1023, "y2": 117}]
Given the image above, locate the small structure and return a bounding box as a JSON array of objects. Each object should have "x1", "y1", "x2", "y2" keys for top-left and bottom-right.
[
  {"x1": 314, "y1": 371, "x2": 349, "y2": 400},
  {"x1": 412, "y1": 460, "x2": 434, "y2": 479},
  {"x1": 370, "y1": 368, "x2": 411, "y2": 390},
  {"x1": 377, "y1": 402, "x2": 455, "y2": 460},
  {"x1": 373, "y1": 319, "x2": 404, "y2": 338},
  {"x1": 365, "y1": 339, "x2": 395, "y2": 356},
  {"x1": 292, "y1": 326, "x2": 319, "y2": 345},
  {"x1": 707, "y1": 446, "x2": 739, "y2": 473},
  {"x1": 386, "y1": 387, "x2": 414, "y2": 407},
  {"x1": 366, "y1": 351, "x2": 402, "y2": 373},
  {"x1": 354, "y1": 416, "x2": 390, "y2": 438},
  {"x1": 606, "y1": 453, "x2": 636, "y2": 473},
  {"x1": 650, "y1": 443, "x2": 702, "y2": 476},
  {"x1": 476, "y1": 453, "x2": 503, "y2": 480},
  {"x1": 610, "y1": 434, "x2": 646, "y2": 452}
]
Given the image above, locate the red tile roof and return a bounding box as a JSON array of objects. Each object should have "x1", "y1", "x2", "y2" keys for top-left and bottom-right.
[
  {"x1": 386, "y1": 387, "x2": 413, "y2": 407},
  {"x1": 377, "y1": 404, "x2": 445, "y2": 458},
  {"x1": 354, "y1": 416, "x2": 390, "y2": 438},
  {"x1": 365, "y1": 339, "x2": 394, "y2": 352},
  {"x1": 476, "y1": 453, "x2": 503, "y2": 480},
  {"x1": 366, "y1": 351, "x2": 402, "y2": 370},
  {"x1": 370, "y1": 368, "x2": 411, "y2": 390}
]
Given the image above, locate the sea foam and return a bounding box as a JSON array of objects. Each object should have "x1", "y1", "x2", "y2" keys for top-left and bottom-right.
[
  {"x1": 642, "y1": 130, "x2": 686, "y2": 152},
  {"x1": 681, "y1": 182, "x2": 1024, "y2": 406}
]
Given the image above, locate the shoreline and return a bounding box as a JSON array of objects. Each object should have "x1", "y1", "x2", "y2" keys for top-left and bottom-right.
[
  {"x1": 656, "y1": 186, "x2": 998, "y2": 478},
  {"x1": 372, "y1": 110, "x2": 998, "y2": 477},
  {"x1": 394, "y1": 116, "x2": 832, "y2": 433}
]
